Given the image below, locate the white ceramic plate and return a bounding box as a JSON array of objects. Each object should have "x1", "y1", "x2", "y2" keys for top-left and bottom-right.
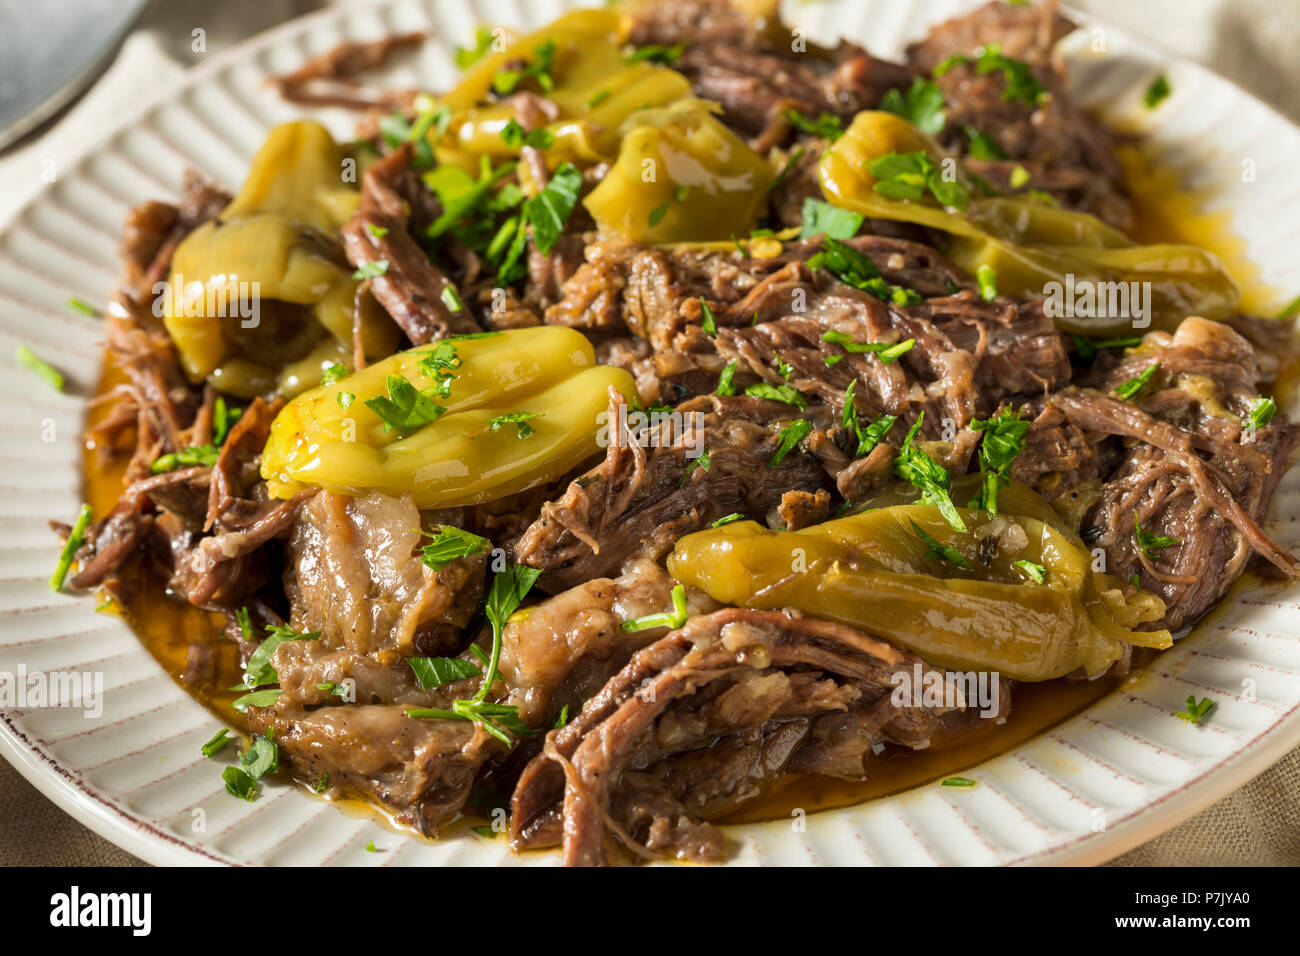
[{"x1": 3, "y1": 0, "x2": 1299, "y2": 867}]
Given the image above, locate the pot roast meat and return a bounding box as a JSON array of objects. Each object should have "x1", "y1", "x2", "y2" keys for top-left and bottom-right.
[
  {"x1": 247, "y1": 702, "x2": 494, "y2": 836},
  {"x1": 286, "y1": 490, "x2": 487, "y2": 657},
  {"x1": 1053, "y1": 318, "x2": 1299, "y2": 628},
  {"x1": 513, "y1": 388, "x2": 832, "y2": 591},
  {"x1": 340, "y1": 144, "x2": 483, "y2": 345},
  {"x1": 510, "y1": 607, "x2": 1010, "y2": 865},
  {"x1": 908, "y1": 0, "x2": 1133, "y2": 229}
]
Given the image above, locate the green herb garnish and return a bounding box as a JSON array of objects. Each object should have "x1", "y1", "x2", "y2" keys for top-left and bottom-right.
[
  {"x1": 1134, "y1": 514, "x2": 1181, "y2": 558},
  {"x1": 895, "y1": 412, "x2": 966, "y2": 532},
  {"x1": 1144, "y1": 74, "x2": 1171, "y2": 109},
  {"x1": 50, "y1": 503, "x2": 93, "y2": 591},
  {"x1": 419, "y1": 525, "x2": 490, "y2": 571},
  {"x1": 1175, "y1": 695, "x2": 1214, "y2": 724},
  {"x1": 799, "y1": 197, "x2": 864, "y2": 240},
  {"x1": 1013, "y1": 559, "x2": 1047, "y2": 584},
  {"x1": 408, "y1": 656, "x2": 482, "y2": 689},
  {"x1": 768, "y1": 420, "x2": 813, "y2": 467},
  {"x1": 969, "y1": 406, "x2": 1028, "y2": 516},
  {"x1": 200, "y1": 729, "x2": 230, "y2": 758},
  {"x1": 16, "y1": 345, "x2": 63, "y2": 391},
  {"x1": 365, "y1": 374, "x2": 447, "y2": 435},
  {"x1": 623, "y1": 583, "x2": 689, "y2": 633},
  {"x1": 1113, "y1": 361, "x2": 1161, "y2": 401},
  {"x1": 487, "y1": 412, "x2": 545, "y2": 438},
  {"x1": 783, "y1": 108, "x2": 844, "y2": 141},
  {"x1": 879, "y1": 77, "x2": 946, "y2": 135},
  {"x1": 745, "y1": 383, "x2": 808, "y2": 408},
  {"x1": 911, "y1": 519, "x2": 971, "y2": 569}
]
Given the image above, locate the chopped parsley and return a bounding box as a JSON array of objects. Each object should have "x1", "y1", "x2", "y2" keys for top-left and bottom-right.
[
  {"x1": 1247, "y1": 396, "x2": 1277, "y2": 430},
  {"x1": 455, "y1": 26, "x2": 495, "y2": 70},
  {"x1": 976, "y1": 264, "x2": 998, "y2": 300},
  {"x1": 312, "y1": 775, "x2": 329, "y2": 794},
  {"x1": 783, "y1": 108, "x2": 844, "y2": 141},
  {"x1": 240, "y1": 735, "x2": 279, "y2": 780},
  {"x1": 1144, "y1": 74, "x2": 1172, "y2": 109},
  {"x1": 745, "y1": 382, "x2": 808, "y2": 408},
  {"x1": 868, "y1": 151, "x2": 970, "y2": 212},
  {"x1": 487, "y1": 411, "x2": 545, "y2": 438},
  {"x1": 472, "y1": 825, "x2": 498, "y2": 839},
  {"x1": 1112, "y1": 361, "x2": 1161, "y2": 401},
  {"x1": 406, "y1": 563, "x2": 541, "y2": 743},
  {"x1": 153, "y1": 396, "x2": 243, "y2": 471},
  {"x1": 648, "y1": 202, "x2": 669, "y2": 228},
  {"x1": 440, "y1": 284, "x2": 463, "y2": 313},
  {"x1": 365, "y1": 374, "x2": 447, "y2": 435},
  {"x1": 365, "y1": 222, "x2": 389, "y2": 239},
  {"x1": 1134, "y1": 514, "x2": 1181, "y2": 558},
  {"x1": 237, "y1": 623, "x2": 321, "y2": 691},
  {"x1": 679, "y1": 451, "x2": 711, "y2": 486},
  {"x1": 1175, "y1": 695, "x2": 1214, "y2": 724},
  {"x1": 200, "y1": 728, "x2": 230, "y2": 758},
  {"x1": 1013, "y1": 559, "x2": 1048, "y2": 584},
  {"x1": 417, "y1": 340, "x2": 463, "y2": 397},
  {"x1": 492, "y1": 39, "x2": 556, "y2": 95},
  {"x1": 712, "y1": 513, "x2": 746, "y2": 527},
  {"x1": 419, "y1": 525, "x2": 490, "y2": 571},
  {"x1": 337, "y1": 391, "x2": 355, "y2": 410},
  {"x1": 230, "y1": 689, "x2": 282, "y2": 713},
  {"x1": 699, "y1": 297, "x2": 718, "y2": 335},
  {"x1": 1071, "y1": 334, "x2": 1143, "y2": 360},
  {"x1": 321, "y1": 362, "x2": 347, "y2": 386},
  {"x1": 894, "y1": 412, "x2": 966, "y2": 532},
  {"x1": 938, "y1": 44, "x2": 1045, "y2": 108},
  {"x1": 553, "y1": 704, "x2": 571, "y2": 728},
  {"x1": 716, "y1": 359, "x2": 739, "y2": 396},
  {"x1": 799, "y1": 197, "x2": 864, "y2": 240},
  {"x1": 351, "y1": 260, "x2": 390, "y2": 280},
  {"x1": 807, "y1": 237, "x2": 922, "y2": 305},
  {"x1": 969, "y1": 406, "x2": 1029, "y2": 516},
  {"x1": 524, "y1": 161, "x2": 582, "y2": 256},
  {"x1": 50, "y1": 503, "x2": 93, "y2": 591},
  {"x1": 911, "y1": 519, "x2": 971, "y2": 569},
  {"x1": 623, "y1": 583, "x2": 689, "y2": 633},
  {"x1": 408, "y1": 656, "x2": 482, "y2": 689},
  {"x1": 1008, "y1": 165, "x2": 1031, "y2": 190},
  {"x1": 623, "y1": 42, "x2": 684, "y2": 65},
  {"x1": 67, "y1": 297, "x2": 98, "y2": 318},
  {"x1": 500, "y1": 118, "x2": 554, "y2": 150},
  {"x1": 964, "y1": 125, "x2": 1005, "y2": 160},
  {"x1": 586, "y1": 88, "x2": 611, "y2": 109},
  {"x1": 223, "y1": 766, "x2": 258, "y2": 801},
  {"x1": 941, "y1": 776, "x2": 977, "y2": 788},
  {"x1": 15, "y1": 345, "x2": 63, "y2": 391},
  {"x1": 879, "y1": 77, "x2": 947, "y2": 135},
  {"x1": 821, "y1": 329, "x2": 915, "y2": 365},
  {"x1": 768, "y1": 420, "x2": 813, "y2": 467}
]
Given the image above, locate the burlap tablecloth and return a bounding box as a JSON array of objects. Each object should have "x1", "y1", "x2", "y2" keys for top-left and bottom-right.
[{"x1": 1, "y1": 0, "x2": 1297, "y2": 867}]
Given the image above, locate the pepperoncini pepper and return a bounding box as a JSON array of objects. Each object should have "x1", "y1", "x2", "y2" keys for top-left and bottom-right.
[
  {"x1": 667, "y1": 486, "x2": 1171, "y2": 681},
  {"x1": 261, "y1": 327, "x2": 635, "y2": 507},
  {"x1": 818, "y1": 111, "x2": 1240, "y2": 334},
  {"x1": 431, "y1": 8, "x2": 690, "y2": 169},
  {"x1": 163, "y1": 121, "x2": 399, "y2": 398},
  {"x1": 583, "y1": 99, "x2": 774, "y2": 242}
]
